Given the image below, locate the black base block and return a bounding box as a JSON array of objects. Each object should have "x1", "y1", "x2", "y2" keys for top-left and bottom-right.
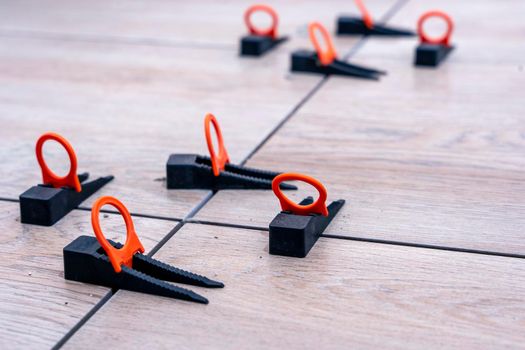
[
  {"x1": 166, "y1": 154, "x2": 294, "y2": 190},
  {"x1": 269, "y1": 198, "x2": 345, "y2": 258},
  {"x1": 19, "y1": 174, "x2": 113, "y2": 226},
  {"x1": 291, "y1": 50, "x2": 323, "y2": 75},
  {"x1": 290, "y1": 50, "x2": 383, "y2": 80},
  {"x1": 336, "y1": 16, "x2": 370, "y2": 35},
  {"x1": 269, "y1": 213, "x2": 318, "y2": 258},
  {"x1": 166, "y1": 154, "x2": 208, "y2": 189},
  {"x1": 64, "y1": 235, "x2": 111, "y2": 284},
  {"x1": 415, "y1": 44, "x2": 454, "y2": 67},
  {"x1": 336, "y1": 16, "x2": 414, "y2": 36},
  {"x1": 20, "y1": 185, "x2": 73, "y2": 226},
  {"x1": 240, "y1": 35, "x2": 287, "y2": 56}
]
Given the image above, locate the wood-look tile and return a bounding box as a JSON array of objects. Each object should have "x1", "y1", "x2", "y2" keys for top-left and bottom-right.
[{"x1": 65, "y1": 223, "x2": 525, "y2": 349}]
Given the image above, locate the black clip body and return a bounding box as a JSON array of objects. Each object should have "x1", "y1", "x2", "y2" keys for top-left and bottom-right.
[
  {"x1": 291, "y1": 50, "x2": 385, "y2": 80},
  {"x1": 19, "y1": 173, "x2": 113, "y2": 226},
  {"x1": 414, "y1": 11, "x2": 455, "y2": 67},
  {"x1": 240, "y1": 35, "x2": 288, "y2": 56},
  {"x1": 269, "y1": 197, "x2": 345, "y2": 258},
  {"x1": 336, "y1": 16, "x2": 414, "y2": 36},
  {"x1": 64, "y1": 235, "x2": 224, "y2": 304},
  {"x1": 166, "y1": 154, "x2": 296, "y2": 190},
  {"x1": 415, "y1": 44, "x2": 454, "y2": 67}
]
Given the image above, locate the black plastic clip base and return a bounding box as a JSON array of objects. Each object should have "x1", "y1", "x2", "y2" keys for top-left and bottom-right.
[
  {"x1": 19, "y1": 173, "x2": 113, "y2": 226},
  {"x1": 240, "y1": 35, "x2": 288, "y2": 56},
  {"x1": 336, "y1": 16, "x2": 414, "y2": 36},
  {"x1": 414, "y1": 44, "x2": 454, "y2": 67},
  {"x1": 64, "y1": 235, "x2": 224, "y2": 304},
  {"x1": 269, "y1": 197, "x2": 345, "y2": 258},
  {"x1": 291, "y1": 50, "x2": 385, "y2": 80},
  {"x1": 166, "y1": 154, "x2": 296, "y2": 190}
]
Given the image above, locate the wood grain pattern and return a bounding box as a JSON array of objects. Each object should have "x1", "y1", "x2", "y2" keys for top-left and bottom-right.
[
  {"x1": 0, "y1": 1, "x2": 524, "y2": 348},
  {"x1": 65, "y1": 223, "x2": 525, "y2": 349},
  {"x1": 0, "y1": 0, "x2": 393, "y2": 50},
  {"x1": 351, "y1": 0, "x2": 525, "y2": 65},
  {"x1": 0, "y1": 34, "x2": 322, "y2": 218},
  {"x1": 195, "y1": 51, "x2": 525, "y2": 254},
  {"x1": 0, "y1": 201, "x2": 177, "y2": 349}
]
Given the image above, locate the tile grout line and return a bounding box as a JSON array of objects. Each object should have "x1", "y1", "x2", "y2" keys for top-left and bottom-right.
[
  {"x1": 20, "y1": 194, "x2": 513, "y2": 263},
  {"x1": 0, "y1": 197, "x2": 183, "y2": 222},
  {"x1": 185, "y1": 218, "x2": 525, "y2": 260},
  {"x1": 76, "y1": 206, "x2": 183, "y2": 223},
  {"x1": 239, "y1": 75, "x2": 328, "y2": 165},
  {"x1": 0, "y1": 28, "x2": 236, "y2": 51},
  {"x1": 0, "y1": 197, "x2": 19, "y2": 203},
  {"x1": 51, "y1": 1, "x2": 408, "y2": 347},
  {"x1": 322, "y1": 234, "x2": 525, "y2": 260},
  {"x1": 186, "y1": 218, "x2": 269, "y2": 232},
  {"x1": 51, "y1": 292, "x2": 113, "y2": 350}
]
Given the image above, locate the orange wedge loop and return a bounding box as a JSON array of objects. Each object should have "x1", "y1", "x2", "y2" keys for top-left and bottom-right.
[
  {"x1": 35, "y1": 132, "x2": 82, "y2": 192},
  {"x1": 244, "y1": 4, "x2": 279, "y2": 39},
  {"x1": 91, "y1": 196, "x2": 145, "y2": 273},
  {"x1": 308, "y1": 22, "x2": 338, "y2": 66},
  {"x1": 417, "y1": 11, "x2": 454, "y2": 47},
  {"x1": 272, "y1": 172, "x2": 329, "y2": 217},
  {"x1": 205, "y1": 113, "x2": 230, "y2": 177}
]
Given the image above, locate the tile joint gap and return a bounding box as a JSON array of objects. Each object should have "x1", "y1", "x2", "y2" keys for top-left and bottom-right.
[
  {"x1": 174, "y1": 220, "x2": 525, "y2": 261},
  {"x1": 76, "y1": 206, "x2": 182, "y2": 222},
  {"x1": 0, "y1": 197, "x2": 19, "y2": 203},
  {"x1": 321, "y1": 234, "x2": 525, "y2": 260},
  {"x1": 52, "y1": 291, "x2": 113, "y2": 350},
  {"x1": 0, "y1": 197, "x2": 184, "y2": 223},
  {"x1": 0, "y1": 28, "x2": 235, "y2": 51},
  {"x1": 186, "y1": 218, "x2": 269, "y2": 232}
]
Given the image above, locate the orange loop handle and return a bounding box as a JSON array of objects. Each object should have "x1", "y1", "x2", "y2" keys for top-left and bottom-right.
[
  {"x1": 272, "y1": 173, "x2": 329, "y2": 217},
  {"x1": 417, "y1": 11, "x2": 454, "y2": 47},
  {"x1": 91, "y1": 196, "x2": 145, "y2": 273},
  {"x1": 205, "y1": 113, "x2": 230, "y2": 177},
  {"x1": 35, "y1": 132, "x2": 81, "y2": 192},
  {"x1": 355, "y1": 0, "x2": 374, "y2": 29},
  {"x1": 244, "y1": 4, "x2": 278, "y2": 39},
  {"x1": 308, "y1": 22, "x2": 338, "y2": 66}
]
